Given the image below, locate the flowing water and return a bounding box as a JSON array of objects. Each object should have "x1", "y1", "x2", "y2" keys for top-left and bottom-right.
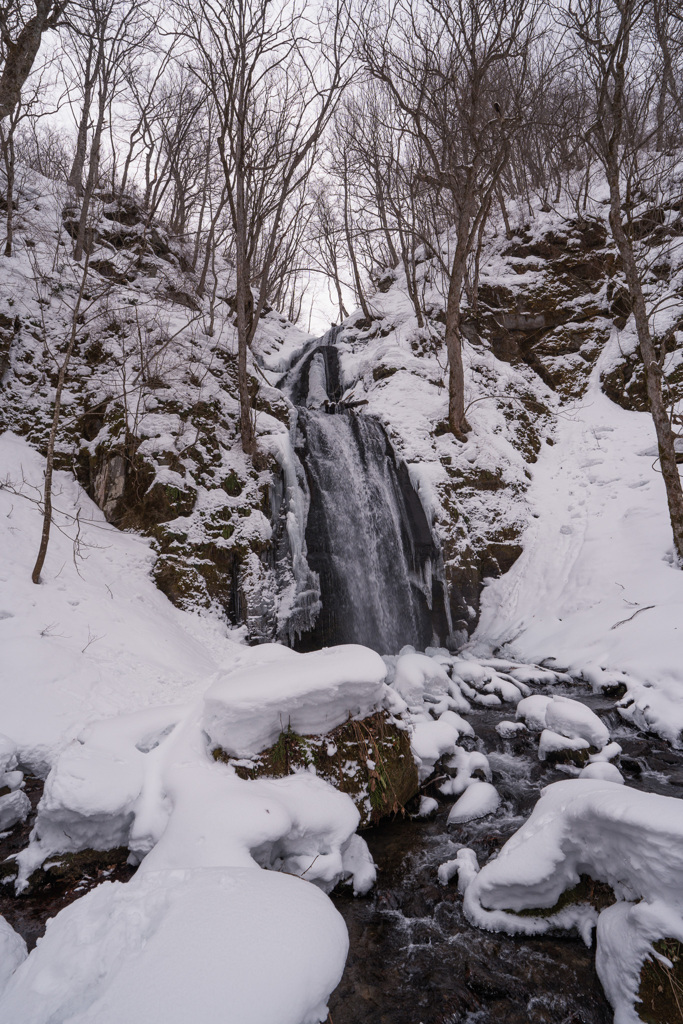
[
  {"x1": 286, "y1": 337, "x2": 450, "y2": 654},
  {"x1": 329, "y1": 686, "x2": 683, "y2": 1024},
  {"x1": 298, "y1": 409, "x2": 437, "y2": 654}
]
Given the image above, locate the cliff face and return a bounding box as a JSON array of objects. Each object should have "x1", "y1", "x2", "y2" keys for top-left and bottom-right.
[{"x1": 2, "y1": 169, "x2": 682, "y2": 648}]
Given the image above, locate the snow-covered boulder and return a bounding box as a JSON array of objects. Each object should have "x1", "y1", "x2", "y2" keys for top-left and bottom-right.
[
  {"x1": 463, "y1": 778, "x2": 683, "y2": 1022},
  {"x1": 0, "y1": 867, "x2": 348, "y2": 1024},
  {"x1": 545, "y1": 695, "x2": 609, "y2": 750},
  {"x1": 203, "y1": 645, "x2": 387, "y2": 757},
  {"x1": 390, "y1": 651, "x2": 451, "y2": 704},
  {"x1": 516, "y1": 694, "x2": 609, "y2": 753},
  {"x1": 410, "y1": 710, "x2": 474, "y2": 782},
  {"x1": 447, "y1": 781, "x2": 500, "y2": 824},
  {"x1": 0, "y1": 733, "x2": 31, "y2": 831}
]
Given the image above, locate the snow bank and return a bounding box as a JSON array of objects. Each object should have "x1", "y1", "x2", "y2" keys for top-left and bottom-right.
[
  {"x1": 0, "y1": 867, "x2": 347, "y2": 1024},
  {"x1": 203, "y1": 644, "x2": 387, "y2": 756},
  {"x1": 474, "y1": 379, "x2": 683, "y2": 747},
  {"x1": 462, "y1": 778, "x2": 683, "y2": 1022},
  {"x1": 0, "y1": 917, "x2": 26, "y2": 996},
  {"x1": 0, "y1": 433, "x2": 247, "y2": 773}
]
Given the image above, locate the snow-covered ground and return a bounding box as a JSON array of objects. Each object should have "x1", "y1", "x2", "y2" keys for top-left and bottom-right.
[
  {"x1": 0, "y1": 431, "x2": 246, "y2": 773},
  {"x1": 473, "y1": 335, "x2": 683, "y2": 748},
  {"x1": 0, "y1": 432, "x2": 384, "y2": 1023}
]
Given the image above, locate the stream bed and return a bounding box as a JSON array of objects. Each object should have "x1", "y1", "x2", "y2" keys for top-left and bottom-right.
[{"x1": 330, "y1": 684, "x2": 683, "y2": 1024}]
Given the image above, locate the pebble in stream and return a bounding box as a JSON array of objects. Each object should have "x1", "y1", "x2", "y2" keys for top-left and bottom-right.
[{"x1": 330, "y1": 685, "x2": 682, "y2": 1024}]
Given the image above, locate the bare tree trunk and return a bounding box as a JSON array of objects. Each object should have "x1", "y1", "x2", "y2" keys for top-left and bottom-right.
[
  {"x1": 445, "y1": 245, "x2": 470, "y2": 440},
  {"x1": 73, "y1": 97, "x2": 105, "y2": 261},
  {"x1": 234, "y1": 122, "x2": 255, "y2": 454},
  {"x1": 607, "y1": 183, "x2": 683, "y2": 559},
  {"x1": 67, "y1": 42, "x2": 96, "y2": 195},
  {"x1": 32, "y1": 253, "x2": 90, "y2": 583},
  {"x1": 1, "y1": 113, "x2": 17, "y2": 256},
  {"x1": 342, "y1": 154, "x2": 371, "y2": 321},
  {"x1": 0, "y1": 0, "x2": 65, "y2": 121}
]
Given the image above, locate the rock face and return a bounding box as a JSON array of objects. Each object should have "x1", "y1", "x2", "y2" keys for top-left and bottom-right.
[{"x1": 213, "y1": 711, "x2": 419, "y2": 828}]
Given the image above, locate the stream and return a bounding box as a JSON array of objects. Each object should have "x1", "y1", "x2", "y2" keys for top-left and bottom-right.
[
  {"x1": 3, "y1": 675, "x2": 681, "y2": 1023},
  {"x1": 329, "y1": 682, "x2": 683, "y2": 1024}
]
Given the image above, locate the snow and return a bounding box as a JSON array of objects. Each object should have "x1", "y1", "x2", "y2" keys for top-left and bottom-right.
[
  {"x1": 516, "y1": 695, "x2": 553, "y2": 731},
  {"x1": 538, "y1": 729, "x2": 589, "y2": 761},
  {"x1": 438, "y1": 847, "x2": 480, "y2": 893},
  {"x1": 0, "y1": 432, "x2": 247, "y2": 774},
  {"x1": 410, "y1": 712, "x2": 473, "y2": 782},
  {"x1": 462, "y1": 778, "x2": 683, "y2": 1021},
  {"x1": 0, "y1": 918, "x2": 26, "y2": 996},
  {"x1": 545, "y1": 695, "x2": 609, "y2": 750},
  {"x1": 474, "y1": 362, "x2": 683, "y2": 747},
  {"x1": 447, "y1": 781, "x2": 500, "y2": 824},
  {"x1": 389, "y1": 651, "x2": 452, "y2": 705},
  {"x1": 579, "y1": 761, "x2": 624, "y2": 784},
  {"x1": 203, "y1": 644, "x2": 387, "y2": 756},
  {"x1": 495, "y1": 720, "x2": 527, "y2": 738},
  {"x1": 0, "y1": 868, "x2": 347, "y2": 1024},
  {"x1": 414, "y1": 795, "x2": 439, "y2": 818}
]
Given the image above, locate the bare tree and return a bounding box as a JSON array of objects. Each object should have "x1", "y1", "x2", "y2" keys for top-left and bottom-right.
[
  {"x1": 360, "y1": 0, "x2": 538, "y2": 439},
  {"x1": 562, "y1": 0, "x2": 683, "y2": 560},
  {"x1": 31, "y1": 249, "x2": 92, "y2": 583},
  {"x1": 61, "y1": 0, "x2": 152, "y2": 261},
  {"x1": 0, "y1": 0, "x2": 66, "y2": 120},
  {"x1": 174, "y1": 0, "x2": 350, "y2": 453}
]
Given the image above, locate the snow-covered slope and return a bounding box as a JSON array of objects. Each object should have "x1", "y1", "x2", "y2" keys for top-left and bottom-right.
[
  {"x1": 473, "y1": 339, "x2": 683, "y2": 745},
  {"x1": 0, "y1": 431, "x2": 251, "y2": 772}
]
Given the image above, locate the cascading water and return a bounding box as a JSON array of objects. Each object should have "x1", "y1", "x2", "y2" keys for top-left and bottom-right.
[
  {"x1": 299, "y1": 410, "x2": 435, "y2": 653},
  {"x1": 284, "y1": 334, "x2": 450, "y2": 654}
]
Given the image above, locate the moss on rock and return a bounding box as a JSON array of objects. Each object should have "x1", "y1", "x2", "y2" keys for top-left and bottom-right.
[
  {"x1": 639, "y1": 938, "x2": 683, "y2": 1023},
  {"x1": 213, "y1": 710, "x2": 418, "y2": 827}
]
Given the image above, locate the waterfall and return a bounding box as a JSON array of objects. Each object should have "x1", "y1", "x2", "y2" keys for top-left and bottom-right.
[{"x1": 298, "y1": 409, "x2": 438, "y2": 654}]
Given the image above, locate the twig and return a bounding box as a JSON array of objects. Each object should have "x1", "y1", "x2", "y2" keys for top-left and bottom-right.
[{"x1": 610, "y1": 605, "x2": 655, "y2": 630}]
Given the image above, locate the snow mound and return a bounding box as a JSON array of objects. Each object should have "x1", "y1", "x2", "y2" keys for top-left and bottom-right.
[
  {"x1": 410, "y1": 710, "x2": 473, "y2": 782},
  {"x1": 203, "y1": 645, "x2": 387, "y2": 756},
  {"x1": 390, "y1": 651, "x2": 451, "y2": 704},
  {"x1": 447, "y1": 782, "x2": 500, "y2": 824},
  {"x1": 580, "y1": 761, "x2": 624, "y2": 784},
  {"x1": 545, "y1": 695, "x2": 609, "y2": 749},
  {"x1": 463, "y1": 778, "x2": 683, "y2": 1021},
  {"x1": 517, "y1": 694, "x2": 609, "y2": 754},
  {"x1": 0, "y1": 867, "x2": 347, "y2": 1024}
]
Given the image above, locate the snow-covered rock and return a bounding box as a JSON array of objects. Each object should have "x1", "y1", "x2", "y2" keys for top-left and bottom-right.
[
  {"x1": 390, "y1": 651, "x2": 451, "y2": 704},
  {"x1": 545, "y1": 696, "x2": 609, "y2": 750},
  {"x1": 203, "y1": 645, "x2": 387, "y2": 757},
  {"x1": 447, "y1": 781, "x2": 500, "y2": 824},
  {"x1": 463, "y1": 778, "x2": 683, "y2": 1021}
]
